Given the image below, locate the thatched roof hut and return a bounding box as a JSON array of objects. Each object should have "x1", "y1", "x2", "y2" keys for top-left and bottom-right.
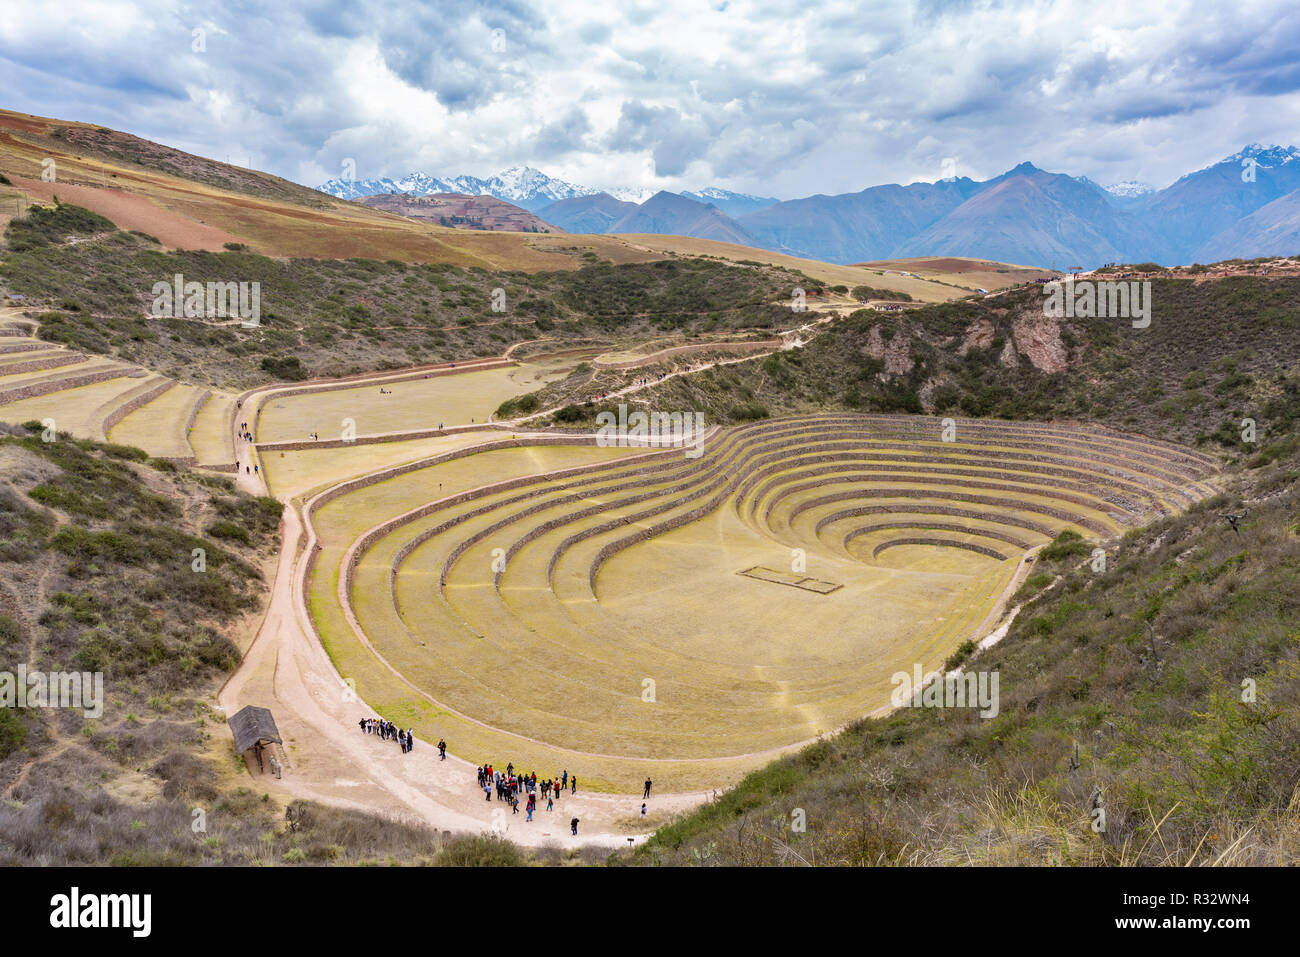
[{"x1": 228, "y1": 705, "x2": 282, "y2": 755}]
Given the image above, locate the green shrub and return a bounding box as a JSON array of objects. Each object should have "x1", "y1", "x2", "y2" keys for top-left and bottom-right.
[
  {"x1": 1040, "y1": 530, "x2": 1091, "y2": 562},
  {"x1": 5, "y1": 202, "x2": 115, "y2": 251},
  {"x1": 436, "y1": 834, "x2": 523, "y2": 866},
  {"x1": 729, "y1": 403, "x2": 769, "y2": 421},
  {"x1": 0, "y1": 709, "x2": 26, "y2": 759},
  {"x1": 207, "y1": 520, "x2": 251, "y2": 544},
  {"x1": 943, "y1": 639, "x2": 976, "y2": 672},
  {"x1": 260, "y1": 356, "x2": 307, "y2": 381},
  {"x1": 0, "y1": 613, "x2": 21, "y2": 648}
]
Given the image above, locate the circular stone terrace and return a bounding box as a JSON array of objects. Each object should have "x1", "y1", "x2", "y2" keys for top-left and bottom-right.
[{"x1": 300, "y1": 412, "x2": 1220, "y2": 793}]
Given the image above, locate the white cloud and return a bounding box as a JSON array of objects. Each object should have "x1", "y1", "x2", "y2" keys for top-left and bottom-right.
[{"x1": 0, "y1": 0, "x2": 1298, "y2": 197}]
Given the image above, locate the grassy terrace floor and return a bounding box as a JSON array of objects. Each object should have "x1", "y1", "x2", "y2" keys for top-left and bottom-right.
[{"x1": 302, "y1": 414, "x2": 1219, "y2": 792}]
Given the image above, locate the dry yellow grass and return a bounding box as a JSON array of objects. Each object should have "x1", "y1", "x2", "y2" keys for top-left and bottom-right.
[
  {"x1": 255, "y1": 360, "x2": 576, "y2": 444},
  {"x1": 108, "y1": 383, "x2": 204, "y2": 457},
  {"x1": 263, "y1": 431, "x2": 504, "y2": 500},
  {"x1": 0, "y1": 356, "x2": 122, "y2": 388},
  {"x1": 855, "y1": 256, "x2": 1055, "y2": 293},
  {"x1": 0, "y1": 373, "x2": 146, "y2": 437},
  {"x1": 614, "y1": 235, "x2": 1004, "y2": 302},
  {"x1": 300, "y1": 415, "x2": 1215, "y2": 792},
  {"x1": 188, "y1": 391, "x2": 237, "y2": 465},
  {"x1": 0, "y1": 109, "x2": 661, "y2": 270}
]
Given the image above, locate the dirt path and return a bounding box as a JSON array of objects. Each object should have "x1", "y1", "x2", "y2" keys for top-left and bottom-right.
[
  {"x1": 217, "y1": 504, "x2": 710, "y2": 848},
  {"x1": 509, "y1": 312, "x2": 837, "y2": 427},
  {"x1": 217, "y1": 420, "x2": 1036, "y2": 847}
]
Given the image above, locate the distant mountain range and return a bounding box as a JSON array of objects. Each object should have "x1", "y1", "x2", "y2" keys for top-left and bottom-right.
[
  {"x1": 316, "y1": 146, "x2": 1300, "y2": 268},
  {"x1": 315, "y1": 164, "x2": 779, "y2": 216}
]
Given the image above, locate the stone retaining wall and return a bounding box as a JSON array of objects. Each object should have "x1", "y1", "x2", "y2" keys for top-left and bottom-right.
[
  {"x1": 872, "y1": 537, "x2": 1007, "y2": 561},
  {"x1": 843, "y1": 521, "x2": 1032, "y2": 551},
  {"x1": 0, "y1": 366, "x2": 138, "y2": 404},
  {"x1": 790, "y1": 487, "x2": 1110, "y2": 535},
  {"x1": 0, "y1": 341, "x2": 55, "y2": 355},
  {"x1": 763, "y1": 470, "x2": 1132, "y2": 525},
  {"x1": 739, "y1": 448, "x2": 1173, "y2": 514},
  {"x1": 816, "y1": 503, "x2": 1056, "y2": 538},
  {"x1": 103, "y1": 379, "x2": 176, "y2": 435},
  {"x1": 321, "y1": 437, "x2": 681, "y2": 620},
  {"x1": 182, "y1": 389, "x2": 211, "y2": 460},
  {"x1": 0, "y1": 352, "x2": 83, "y2": 377}
]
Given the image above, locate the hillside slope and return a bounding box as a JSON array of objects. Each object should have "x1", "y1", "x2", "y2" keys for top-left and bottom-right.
[
  {"x1": 637, "y1": 459, "x2": 1300, "y2": 865},
  {"x1": 358, "y1": 192, "x2": 560, "y2": 233},
  {"x1": 629, "y1": 276, "x2": 1300, "y2": 451},
  {"x1": 1195, "y1": 190, "x2": 1300, "y2": 262}
]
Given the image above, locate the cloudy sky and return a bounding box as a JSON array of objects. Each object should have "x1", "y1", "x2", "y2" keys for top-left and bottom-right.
[{"x1": 2, "y1": 0, "x2": 1299, "y2": 198}]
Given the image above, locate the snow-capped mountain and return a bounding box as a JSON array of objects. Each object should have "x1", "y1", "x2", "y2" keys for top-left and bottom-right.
[
  {"x1": 681, "y1": 187, "x2": 779, "y2": 217},
  {"x1": 315, "y1": 166, "x2": 774, "y2": 215},
  {"x1": 1217, "y1": 143, "x2": 1300, "y2": 170},
  {"x1": 481, "y1": 167, "x2": 598, "y2": 209},
  {"x1": 316, "y1": 166, "x2": 605, "y2": 212},
  {"x1": 1104, "y1": 181, "x2": 1155, "y2": 199},
  {"x1": 608, "y1": 186, "x2": 657, "y2": 204},
  {"x1": 1170, "y1": 144, "x2": 1300, "y2": 188}
]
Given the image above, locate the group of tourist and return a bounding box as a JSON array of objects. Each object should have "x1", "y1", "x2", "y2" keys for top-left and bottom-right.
[
  {"x1": 356, "y1": 719, "x2": 450, "y2": 761},
  {"x1": 349, "y1": 725, "x2": 648, "y2": 837},
  {"x1": 476, "y1": 764, "x2": 581, "y2": 822},
  {"x1": 358, "y1": 716, "x2": 418, "y2": 754},
  {"x1": 630, "y1": 373, "x2": 668, "y2": 387}
]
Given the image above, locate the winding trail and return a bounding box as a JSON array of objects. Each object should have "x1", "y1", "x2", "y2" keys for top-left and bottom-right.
[
  {"x1": 217, "y1": 491, "x2": 712, "y2": 848},
  {"x1": 214, "y1": 316, "x2": 1067, "y2": 848}
]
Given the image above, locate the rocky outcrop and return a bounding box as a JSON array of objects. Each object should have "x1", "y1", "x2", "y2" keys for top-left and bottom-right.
[
  {"x1": 960, "y1": 318, "x2": 996, "y2": 355},
  {"x1": 1011, "y1": 312, "x2": 1069, "y2": 373}
]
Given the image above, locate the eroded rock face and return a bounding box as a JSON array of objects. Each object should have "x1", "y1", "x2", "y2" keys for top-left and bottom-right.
[
  {"x1": 919, "y1": 377, "x2": 943, "y2": 413},
  {"x1": 884, "y1": 335, "x2": 914, "y2": 376},
  {"x1": 999, "y1": 337, "x2": 1019, "y2": 368},
  {"x1": 865, "y1": 325, "x2": 887, "y2": 360},
  {"x1": 863, "y1": 325, "x2": 915, "y2": 375},
  {"x1": 1011, "y1": 312, "x2": 1069, "y2": 373},
  {"x1": 960, "y1": 318, "x2": 996, "y2": 355}
]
